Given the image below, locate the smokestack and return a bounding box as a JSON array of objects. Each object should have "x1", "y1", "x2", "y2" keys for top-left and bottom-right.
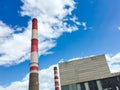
[
  {"x1": 54, "y1": 67, "x2": 60, "y2": 90},
  {"x1": 29, "y1": 18, "x2": 39, "y2": 90}
]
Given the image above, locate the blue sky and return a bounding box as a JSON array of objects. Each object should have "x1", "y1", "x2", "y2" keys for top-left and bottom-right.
[{"x1": 0, "y1": 0, "x2": 120, "y2": 90}]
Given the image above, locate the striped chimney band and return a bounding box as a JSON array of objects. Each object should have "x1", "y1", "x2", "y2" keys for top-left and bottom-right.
[
  {"x1": 30, "y1": 18, "x2": 38, "y2": 73},
  {"x1": 54, "y1": 67, "x2": 60, "y2": 90}
]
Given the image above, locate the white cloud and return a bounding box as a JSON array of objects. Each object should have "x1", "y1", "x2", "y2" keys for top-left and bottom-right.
[
  {"x1": 68, "y1": 57, "x2": 81, "y2": 61},
  {"x1": 106, "y1": 53, "x2": 120, "y2": 73},
  {"x1": 20, "y1": 0, "x2": 81, "y2": 35},
  {"x1": 82, "y1": 22, "x2": 87, "y2": 30},
  {"x1": 0, "y1": 64, "x2": 57, "y2": 90},
  {"x1": 0, "y1": 21, "x2": 13, "y2": 37},
  {"x1": 0, "y1": 0, "x2": 83, "y2": 66},
  {"x1": 0, "y1": 21, "x2": 13, "y2": 44},
  {"x1": 39, "y1": 65, "x2": 55, "y2": 90},
  {"x1": 118, "y1": 26, "x2": 120, "y2": 30},
  {"x1": 20, "y1": 0, "x2": 75, "y2": 19}
]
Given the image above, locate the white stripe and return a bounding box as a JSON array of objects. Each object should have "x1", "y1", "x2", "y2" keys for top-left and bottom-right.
[
  {"x1": 54, "y1": 73, "x2": 58, "y2": 76},
  {"x1": 30, "y1": 70, "x2": 38, "y2": 73},
  {"x1": 31, "y1": 52, "x2": 38, "y2": 63},
  {"x1": 32, "y1": 29, "x2": 38, "y2": 39},
  {"x1": 55, "y1": 79, "x2": 59, "y2": 82},
  {"x1": 55, "y1": 85, "x2": 59, "y2": 87},
  {"x1": 30, "y1": 63, "x2": 38, "y2": 67}
]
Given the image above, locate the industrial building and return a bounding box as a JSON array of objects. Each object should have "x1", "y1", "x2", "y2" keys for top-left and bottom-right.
[{"x1": 59, "y1": 55, "x2": 120, "y2": 90}]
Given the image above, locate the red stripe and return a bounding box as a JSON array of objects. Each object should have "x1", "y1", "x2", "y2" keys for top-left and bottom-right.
[
  {"x1": 55, "y1": 87, "x2": 59, "y2": 90},
  {"x1": 32, "y1": 18, "x2": 38, "y2": 29},
  {"x1": 32, "y1": 18, "x2": 38, "y2": 30},
  {"x1": 31, "y1": 39, "x2": 38, "y2": 52},
  {"x1": 30, "y1": 66, "x2": 38, "y2": 71},
  {"x1": 54, "y1": 67, "x2": 60, "y2": 90},
  {"x1": 55, "y1": 81, "x2": 59, "y2": 85},
  {"x1": 55, "y1": 76, "x2": 58, "y2": 79}
]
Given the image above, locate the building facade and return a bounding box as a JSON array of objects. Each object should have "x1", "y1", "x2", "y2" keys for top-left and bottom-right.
[{"x1": 59, "y1": 55, "x2": 120, "y2": 90}]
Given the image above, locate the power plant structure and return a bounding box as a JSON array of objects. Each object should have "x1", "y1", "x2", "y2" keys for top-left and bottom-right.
[
  {"x1": 29, "y1": 18, "x2": 39, "y2": 90},
  {"x1": 54, "y1": 67, "x2": 60, "y2": 90},
  {"x1": 58, "y1": 55, "x2": 120, "y2": 90},
  {"x1": 28, "y1": 18, "x2": 120, "y2": 90}
]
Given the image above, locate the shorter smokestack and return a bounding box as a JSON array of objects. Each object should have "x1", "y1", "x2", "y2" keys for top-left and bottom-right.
[{"x1": 54, "y1": 67, "x2": 60, "y2": 90}]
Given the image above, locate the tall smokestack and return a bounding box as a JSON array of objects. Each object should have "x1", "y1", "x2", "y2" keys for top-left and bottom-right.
[
  {"x1": 29, "y1": 18, "x2": 39, "y2": 90},
  {"x1": 54, "y1": 67, "x2": 60, "y2": 90}
]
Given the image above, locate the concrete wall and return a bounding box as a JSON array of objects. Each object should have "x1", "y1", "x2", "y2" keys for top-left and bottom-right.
[{"x1": 59, "y1": 55, "x2": 112, "y2": 86}]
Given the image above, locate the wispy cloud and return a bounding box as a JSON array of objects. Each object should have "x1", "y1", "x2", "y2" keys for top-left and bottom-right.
[
  {"x1": 81, "y1": 22, "x2": 87, "y2": 30},
  {"x1": 0, "y1": 0, "x2": 85, "y2": 66}
]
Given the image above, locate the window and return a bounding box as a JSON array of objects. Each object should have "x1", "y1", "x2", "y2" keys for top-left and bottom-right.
[
  {"x1": 80, "y1": 82, "x2": 85, "y2": 90},
  {"x1": 61, "y1": 85, "x2": 69, "y2": 90},
  {"x1": 88, "y1": 80, "x2": 98, "y2": 90},
  {"x1": 101, "y1": 77, "x2": 118, "y2": 90}
]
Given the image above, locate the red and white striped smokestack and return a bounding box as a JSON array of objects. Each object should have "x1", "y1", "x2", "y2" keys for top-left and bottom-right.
[
  {"x1": 54, "y1": 67, "x2": 60, "y2": 90},
  {"x1": 29, "y1": 18, "x2": 39, "y2": 90}
]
